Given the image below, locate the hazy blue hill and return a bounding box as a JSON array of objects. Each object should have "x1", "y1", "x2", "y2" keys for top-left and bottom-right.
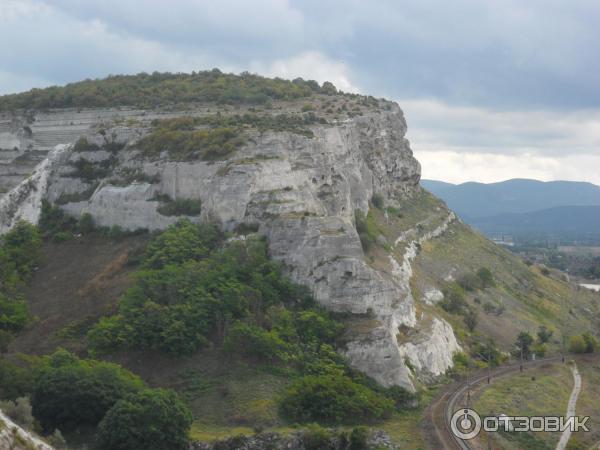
[
  {"x1": 422, "y1": 178, "x2": 600, "y2": 219},
  {"x1": 470, "y1": 205, "x2": 600, "y2": 235}
]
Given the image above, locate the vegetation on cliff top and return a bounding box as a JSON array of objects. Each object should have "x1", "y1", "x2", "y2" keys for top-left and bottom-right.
[{"x1": 0, "y1": 70, "x2": 340, "y2": 111}]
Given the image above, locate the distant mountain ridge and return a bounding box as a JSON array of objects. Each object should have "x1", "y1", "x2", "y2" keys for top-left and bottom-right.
[
  {"x1": 470, "y1": 205, "x2": 600, "y2": 235},
  {"x1": 422, "y1": 178, "x2": 600, "y2": 240},
  {"x1": 422, "y1": 178, "x2": 600, "y2": 219}
]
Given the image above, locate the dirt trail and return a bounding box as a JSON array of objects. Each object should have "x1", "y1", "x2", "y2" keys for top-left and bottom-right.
[{"x1": 556, "y1": 363, "x2": 582, "y2": 450}]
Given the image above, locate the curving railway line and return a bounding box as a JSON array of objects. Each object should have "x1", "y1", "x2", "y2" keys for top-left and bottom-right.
[{"x1": 423, "y1": 355, "x2": 568, "y2": 450}]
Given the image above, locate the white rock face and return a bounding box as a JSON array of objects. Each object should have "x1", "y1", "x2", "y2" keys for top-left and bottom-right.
[
  {"x1": 0, "y1": 104, "x2": 462, "y2": 390},
  {"x1": 398, "y1": 317, "x2": 461, "y2": 376},
  {"x1": 423, "y1": 288, "x2": 444, "y2": 305},
  {"x1": 0, "y1": 144, "x2": 72, "y2": 234},
  {"x1": 0, "y1": 409, "x2": 54, "y2": 450}
]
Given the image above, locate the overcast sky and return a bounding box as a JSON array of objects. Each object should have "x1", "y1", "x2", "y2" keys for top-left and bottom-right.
[{"x1": 2, "y1": 0, "x2": 600, "y2": 185}]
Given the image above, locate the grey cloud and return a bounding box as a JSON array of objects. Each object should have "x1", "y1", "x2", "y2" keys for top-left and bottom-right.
[{"x1": 3, "y1": 0, "x2": 600, "y2": 110}]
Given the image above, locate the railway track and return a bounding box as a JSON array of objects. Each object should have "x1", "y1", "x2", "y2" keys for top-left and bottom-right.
[{"x1": 424, "y1": 355, "x2": 565, "y2": 450}]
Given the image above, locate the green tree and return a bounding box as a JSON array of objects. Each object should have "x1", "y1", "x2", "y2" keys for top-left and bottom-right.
[
  {"x1": 569, "y1": 335, "x2": 587, "y2": 354},
  {"x1": 0, "y1": 293, "x2": 30, "y2": 332},
  {"x1": 349, "y1": 426, "x2": 369, "y2": 450},
  {"x1": 441, "y1": 283, "x2": 467, "y2": 314},
  {"x1": 88, "y1": 221, "x2": 316, "y2": 356},
  {"x1": 279, "y1": 373, "x2": 393, "y2": 424},
  {"x1": 531, "y1": 342, "x2": 547, "y2": 357},
  {"x1": 0, "y1": 220, "x2": 42, "y2": 292},
  {"x1": 223, "y1": 321, "x2": 288, "y2": 361},
  {"x1": 95, "y1": 389, "x2": 192, "y2": 450},
  {"x1": 463, "y1": 309, "x2": 477, "y2": 332},
  {"x1": 537, "y1": 325, "x2": 553, "y2": 344},
  {"x1": 143, "y1": 219, "x2": 222, "y2": 269},
  {"x1": 32, "y1": 350, "x2": 144, "y2": 431},
  {"x1": 371, "y1": 193, "x2": 384, "y2": 210},
  {"x1": 476, "y1": 267, "x2": 495, "y2": 288},
  {"x1": 582, "y1": 333, "x2": 598, "y2": 353},
  {"x1": 515, "y1": 332, "x2": 534, "y2": 358}
]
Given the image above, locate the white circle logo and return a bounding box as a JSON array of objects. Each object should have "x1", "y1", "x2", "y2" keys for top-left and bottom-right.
[{"x1": 450, "y1": 408, "x2": 482, "y2": 440}]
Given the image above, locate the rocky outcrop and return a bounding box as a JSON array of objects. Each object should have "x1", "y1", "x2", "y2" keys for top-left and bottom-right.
[
  {"x1": 190, "y1": 429, "x2": 396, "y2": 450},
  {"x1": 0, "y1": 410, "x2": 54, "y2": 450},
  {"x1": 0, "y1": 144, "x2": 71, "y2": 234},
  {"x1": 0, "y1": 102, "x2": 461, "y2": 391}
]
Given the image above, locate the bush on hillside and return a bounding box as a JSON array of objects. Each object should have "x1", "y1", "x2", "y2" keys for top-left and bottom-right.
[
  {"x1": 569, "y1": 335, "x2": 587, "y2": 354},
  {"x1": 279, "y1": 373, "x2": 394, "y2": 424},
  {"x1": 355, "y1": 210, "x2": 377, "y2": 252},
  {"x1": 87, "y1": 219, "x2": 315, "y2": 355},
  {"x1": 371, "y1": 193, "x2": 384, "y2": 210},
  {"x1": 440, "y1": 283, "x2": 467, "y2": 314},
  {"x1": 0, "y1": 220, "x2": 42, "y2": 291},
  {"x1": 476, "y1": 267, "x2": 495, "y2": 287},
  {"x1": 32, "y1": 349, "x2": 144, "y2": 432},
  {"x1": 0, "y1": 396, "x2": 35, "y2": 429},
  {"x1": 95, "y1": 388, "x2": 192, "y2": 450},
  {"x1": 223, "y1": 322, "x2": 289, "y2": 361}
]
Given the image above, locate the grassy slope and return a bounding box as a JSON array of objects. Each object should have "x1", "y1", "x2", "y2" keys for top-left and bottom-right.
[
  {"x1": 469, "y1": 356, "x2": 600, "y2": 450},
  {"x1": 570, "y1": 355, "x2": 600, "y2": 449},
  {"x1": 471, "y1": 361, "x2": 572, "y2": 450},
  {"x1": 410, "y1": 195, "x2": 600, "y2": 351}
]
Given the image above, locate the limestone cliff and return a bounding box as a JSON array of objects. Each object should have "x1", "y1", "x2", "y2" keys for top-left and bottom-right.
[
  {"x1": 0, "y1": 409, "x2": 54, "y2": 450},
  {"x1": 0, "y1": 99, "x2": 459, "y2": 391}
]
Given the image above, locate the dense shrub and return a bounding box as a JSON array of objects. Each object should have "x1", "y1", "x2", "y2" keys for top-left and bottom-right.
[
  {"x1": 537, "y1": 325, "x2": 553, "y2": 344},
  {"x1": 0, "y1": 293, "x2": 29, "y2": 332},
  {"x1": 279, "y1": 373, "x2": 393, "y2": 424},
  {"x1": 64, "y1": 157, "x2": 114, "y2": 180},
  {"x1": 154, "y1": 195, "x2": 202, "y2": 217},
  {"x1": 143, "y1": 219, "x2": 222, "y2": 269},
  {"x1": 514, "y1": 332, "x2": 534, "y2": 358},
  {"x1": 38, "y1": 200, "x2": 78, "y2": 239},
  {"x1": 0, "y1": 221, "x2": 42, "y2": 291},
  {"x1": 223, "y1": 322, "x2": 288, "y2": 361},
  {"x1": 531, "y1": 342, "x2": 547, "y2": 357},
  {"x1": 354, "y1": 210, "x2": 377, "y2": 252},
  {"x1": 349, "y1": 426, "x2": 369, "y2": 450},
  {"x1": 95, "y1": 388, "x2": 192, "y2": 450},
  {"x1": 0, "y1": 221, "x2": 42, "y2": 336},
  {"x1": 463, "y1": 309, "x2": 477, "y2": 331},
  {"x1": 371, "y1": 193, "x2": 384, "y2": 210},
  {"x1": 568, "y1": 333, "x2": 600, "y2": 354},
  {"x1": 138, "y1": 126, "x2": 245, "y2": 161},
  {"x1": 0, "y1": 71, "x2": 337, "y2": 111},
  {"x1": 440, "y1": 283, "x2": 467, "y2": 314},
  {"x1": 476, "y1": 267, "x2": 495, "y2": 287},
  {"x1": 87, "y1": 219, "x2": 314, "y2": 355},
  {"x1": 457, "y1": 267, "x2": 495, "y2": 291},
  {"x1": 471, "y1": 341, "x2": 502, "y2": 366},
  {"x1": 583, "y1": 333, "x2": 599, "y2": 353},
  {"x1": 73, "y1": 137, "x2": 100, "y2": 152},
  {"x1": 167, "y1": 112, "x2": 323, "y2": 137},
  {"x1": 0, "y1": 396, "x2": 35, "y2": 429},
  {"x1": 301, "y1": 424, "x2": 334, "y2": 450},
  {"x1": 0, "y1": 357, "x2": 39, "y2": 400},
  {"x1": 31, "y1": 349, "x2": 144, "y2": 432},
  {"x1": 569, "y1": 335, "x2": 587, "y2": 354}
]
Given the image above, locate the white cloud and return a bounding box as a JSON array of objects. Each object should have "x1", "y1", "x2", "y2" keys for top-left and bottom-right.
[
  {"x1": 416, "y1": 150, "x2": 600, "y2": 185},
  {"x1": 250, "y1": 51, "x2": 360, "y2": 93},
  {"x1": 402, "y1": 98, "x2": 600, "y2": 156},
  {"x1": 0, "y1": 70, "x2": 52, "y2": 95}
]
